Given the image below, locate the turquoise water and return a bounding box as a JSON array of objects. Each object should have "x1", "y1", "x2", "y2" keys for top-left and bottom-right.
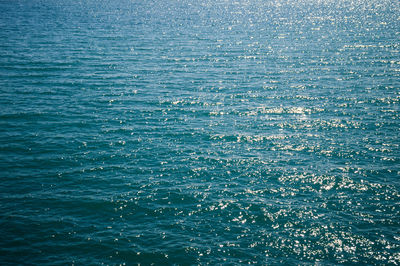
[{"x1": 1, "y1": 0, "x2": 399, "y2": 264}]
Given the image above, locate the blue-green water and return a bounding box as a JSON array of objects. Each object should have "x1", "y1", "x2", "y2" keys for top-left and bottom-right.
[{"x1": 1, "y1": 0, "x2": 399, "y2": 264}]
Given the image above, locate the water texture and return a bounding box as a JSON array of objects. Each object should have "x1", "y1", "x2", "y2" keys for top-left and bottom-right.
[{"x1": 0, "y1": 0, "x2": 399, "y2": 264}]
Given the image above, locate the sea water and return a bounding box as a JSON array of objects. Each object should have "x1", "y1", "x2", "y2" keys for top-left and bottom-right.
[{"x1": 0, "y1": 0, "x2": 399, "y2": 264}]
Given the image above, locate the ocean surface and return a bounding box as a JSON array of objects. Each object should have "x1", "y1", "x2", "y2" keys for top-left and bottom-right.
[{"x1": 0, "y1": 0, "x2": 399, "y2": 264}]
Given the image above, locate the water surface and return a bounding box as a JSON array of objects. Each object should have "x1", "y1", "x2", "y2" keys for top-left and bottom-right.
[{"x1": 0, "y1": 0, "x2": 399, "y2": 264}]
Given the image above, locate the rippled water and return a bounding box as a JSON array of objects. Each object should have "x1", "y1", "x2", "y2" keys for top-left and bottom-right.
[{"x1": 1, "y1": 0, "x2": 399, "y2": 264}]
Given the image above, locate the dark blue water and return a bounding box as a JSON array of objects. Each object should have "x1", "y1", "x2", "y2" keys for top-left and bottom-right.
[{"x1": 1, "y1": 0, "x2": 399, "y2": 264}]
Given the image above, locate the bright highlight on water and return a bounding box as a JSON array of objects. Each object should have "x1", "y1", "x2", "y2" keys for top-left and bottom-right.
[{"x1": 0, "y1": 0, "x2": 399, "y2": 264}]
